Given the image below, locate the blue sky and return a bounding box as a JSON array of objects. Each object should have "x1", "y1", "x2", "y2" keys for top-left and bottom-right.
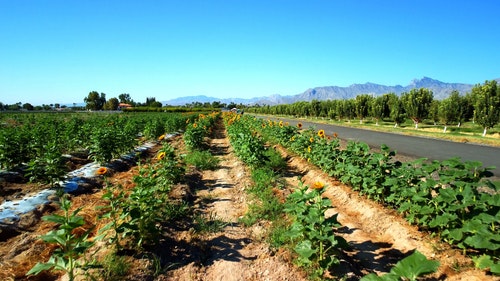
[{"x1": 1, "y1": 0, "x2": 499, "y2": 106}]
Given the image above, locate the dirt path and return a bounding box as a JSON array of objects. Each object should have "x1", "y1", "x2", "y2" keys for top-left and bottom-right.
[{"x1": 164, "y1": 124, "x2": 309, "y2": 281}]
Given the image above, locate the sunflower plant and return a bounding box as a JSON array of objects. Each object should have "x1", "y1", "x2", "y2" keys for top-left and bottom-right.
[
  {"x1": 284, "y1": 181, "x2": 347, "y2": 277},
  {"x1": 27, "y1": 195, "x2": 94, "y2": 281},
  {"x1": 26, "y1": 141, "x2": 68, "y2": 188}
]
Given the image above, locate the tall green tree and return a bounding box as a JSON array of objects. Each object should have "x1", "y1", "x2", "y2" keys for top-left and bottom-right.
[
  {"x1": 370, "y1": 95, "x2": 386, "y2": 125},
  {"x1": 84, "y1": 91, "x2": 106, "y2": 110},
  {"x1": 462, "y1": 92, "x2": 475, "y2": 125},
  {"x1": 295, "y1": 101, "x2": 310, "y2": 117},
  {"x1": 387, "y1": 93, "x2": 405, "y2": 127},
  {"x1": 22, "y1": 103, "x2": 34, "y2": 111},
  {"x1": 310, "y1": 99, "x2": 321, "y2": 118},
  {"x1": 355, "y1": 94, "x2": 373, "y2": 124},
  {"x1": 471, "y1": 80, "x2": 500, "y2": 136},
  {"x1": 429, "y1": 100, "x2": 440, "y2": 125},
  {"x1": 145, "y1": 97, "x2": 162, "y2": 107},
  {"x1": 342, "y1": 99, "x2": 355, "y2": 122},
  {"x1": 438, "y1": 91, "x2": 462, "y2": 133},
  {"x1": 401, "y1": 88, "x2": 434, "y2": 129},
  {"x1": 118, "y1": 93, "x2": 134, "y2": 105},
  {"x1": 103, "y1": 97, "x2": 119, "y2": 110}
]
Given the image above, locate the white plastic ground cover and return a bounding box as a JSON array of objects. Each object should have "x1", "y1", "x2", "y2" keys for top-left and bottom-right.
[{"x1": 0, "y1": 134, "x2": 175, "y2": 223}]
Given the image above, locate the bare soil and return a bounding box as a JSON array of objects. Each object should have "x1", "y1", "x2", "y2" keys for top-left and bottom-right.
[{"x1": 0, "y1": 121, "x2": 497, "y2": 281}]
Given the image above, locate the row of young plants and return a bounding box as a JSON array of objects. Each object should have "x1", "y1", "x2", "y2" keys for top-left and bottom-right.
[
  {"x1": 251, "y1": 116, "x2": 499, "y2": 275},
  {"x1": 0, "y1": 112, "x2": 197, "y2": 186},
  {"x1": 183, "y1": 112, "x2": 220, "y2": 150},
  {"x1": 222, "y1": 112, "x2": 440, "y2": 280},
  {"x1": 27, "y1": 112, "x2": 223, "y2": 280},
  {"x1": 27, "y1": 140, "x2": 187, "y2": 280},
  {"x1": 26, "y1": 112, "x2": 223, "y2": 280},
  {"x1": 224, "y1": 112, "x2": 349, "y2": 279}
]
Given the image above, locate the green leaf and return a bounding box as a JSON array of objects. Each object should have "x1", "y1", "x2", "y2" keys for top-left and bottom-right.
[
  {"x1": 472, "y1": 254, "x2": 500, "y2": 275},
  {"x1": 491, "y1": 263, "x2": 500, "y2": 275},
  {"x1": 428, "y1": 213, "x2": 457, "y2": 229},
  {"x1": 294, "y1": 240, "x2": 316, "y2": 259},
  {"x1": 42, "y1": 214, "x2": 66, "y2": 224},
  {"x1": 443, "y1": 228, "x2": 463, "y2": 242},
  {"x1": 360, "y1": 273, "x2": 400, "y2": 281},
  {"x1": 464, "y1": 231, "x2": 500, "y2": 250},
  {"x1": 473, "y1": 254, "x2": 494, "y2": 269},
  {"x1": 26, "y1": 262, "x2": 56, "y2": 276},
  {"x1": 390, "y1": 250, "x2": 440, "y2": 280},
  {"x1": 41, "y1": 229, "x2": 68, "y2": 245}
]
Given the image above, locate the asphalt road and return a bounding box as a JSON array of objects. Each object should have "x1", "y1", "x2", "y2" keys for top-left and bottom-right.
[{"x1": 255, "y1": 115, "x2": 500, "y2": 177}]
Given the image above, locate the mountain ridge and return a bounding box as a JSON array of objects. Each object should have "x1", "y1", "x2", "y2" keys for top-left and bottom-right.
[{"x1": 164, "y1": 77, "x2": 500, "y2": 106}]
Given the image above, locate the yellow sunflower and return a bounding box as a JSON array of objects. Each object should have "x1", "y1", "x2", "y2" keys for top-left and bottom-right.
[
  {"x1": 297, "y1": 123, "x2": 303, "y2": 129},
  {"x1": 96, "y1": 167, "x2": 108, "y2": 176},
  {"x1": 158, "y1": 134, "x2": 165, "y2": 141},
  {"x1": 157, "y1": 151, "x2": 166, "y2": 160},
  {"x1": 312, "y1": 181, "x2": 325, "y2": 190},
  {"x1": 317, "y1": 130, "x2": 325, "y2": 138}
]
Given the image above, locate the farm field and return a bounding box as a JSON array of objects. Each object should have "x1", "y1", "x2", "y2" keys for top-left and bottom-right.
[{"x1": 0, "y1": 112, "x2": 498, "y2": 280}]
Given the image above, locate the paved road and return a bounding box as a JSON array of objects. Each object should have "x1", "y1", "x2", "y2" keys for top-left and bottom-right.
[{"x1": 255, "y1": 115, "x2": 500, "y2": 177}]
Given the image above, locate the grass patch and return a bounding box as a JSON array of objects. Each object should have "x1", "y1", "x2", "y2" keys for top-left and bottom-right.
[
  {"x1": 264, "y1": 147, "x2": 288, "y2": 172},
  {"x1": 184, "y1": 150, "x2": 220, "y2": 170},
  {"x1": 241, "y1": 166, "x2": 285, "y2": 226},
  {"x1": 193, "y1": 211, "x2": 228, "y2": 233},
  {"x1": 98, "y1": 251, "x2": 130, "y2": 281},
  {"x1": 164, "y1": 200, "x2": 190, "y2": 219},
  {"x1": 267, "y1": 218, "x2": 291, "y2": 249}
]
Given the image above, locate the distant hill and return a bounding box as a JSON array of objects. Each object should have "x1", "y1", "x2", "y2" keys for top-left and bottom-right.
[
  {"x1": 294, "y1": 77, "x2": 473, "y2": 102},
  {"x1": 163, "y1": 77, "x2": 500, "y2": 106},
  {"x1": 164, "y1": 95, "x2": 260, "y2": 106}
]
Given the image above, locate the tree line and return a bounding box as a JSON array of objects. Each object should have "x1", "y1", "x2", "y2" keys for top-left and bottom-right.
[
  {"x1": 247, "y1": 80, "x2": 500, "y2": 136},
  {"x1": 2, "y1": 80, "x2": 498, "y2": 136},
  {"x1": 0, "y1": 91, "x2": 245, "y2": 112}
]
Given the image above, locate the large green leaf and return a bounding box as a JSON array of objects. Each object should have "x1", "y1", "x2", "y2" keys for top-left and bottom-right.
[
  {"x1": 464, "y1": 230, "x2": 500, "y2": 250},
  {"x1": 294, "y1": 240, "x2": 316, "y2": 260},
  {"x1": 472, "y1": 255, "x2": 500, "y2": 275},
  {"x1": 390, "y1": 250, "x2": 440, "y2": 281},
  {"x1": 360, "y1": 272, "x2": 401, "y2": 281}
]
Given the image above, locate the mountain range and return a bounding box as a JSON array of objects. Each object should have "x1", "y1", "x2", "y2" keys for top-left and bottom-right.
[{"x1": 163, "y1": 77, "x2": 499, "y2": 106}]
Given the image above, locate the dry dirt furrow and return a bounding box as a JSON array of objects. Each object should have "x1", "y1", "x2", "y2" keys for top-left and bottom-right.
[{"x1": 164, "y1": 125, "x2": 309, "y2": 281}]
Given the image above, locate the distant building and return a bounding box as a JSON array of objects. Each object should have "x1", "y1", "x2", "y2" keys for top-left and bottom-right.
[{"x1": 118, "y1": 103, "x2": 133, "y2": 110}]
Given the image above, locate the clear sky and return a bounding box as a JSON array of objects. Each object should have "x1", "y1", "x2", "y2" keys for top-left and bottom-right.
[{"x1": 1, "y1": 0, "x2": 499, "y2": 106}]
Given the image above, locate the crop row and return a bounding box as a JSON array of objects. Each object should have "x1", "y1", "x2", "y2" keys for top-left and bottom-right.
[
  {"x1": 222, "y1": 112, "x2": 441, "y2": 280},
  {"x1": 239, "y1": 115, "x2": 499, "y2": 275},
  {"x1": 27, "y1": 112, "x2": 221, "y2": 280},
  {"x1": 0, "y1": 112, "x2": 200, "y2": 186}
]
